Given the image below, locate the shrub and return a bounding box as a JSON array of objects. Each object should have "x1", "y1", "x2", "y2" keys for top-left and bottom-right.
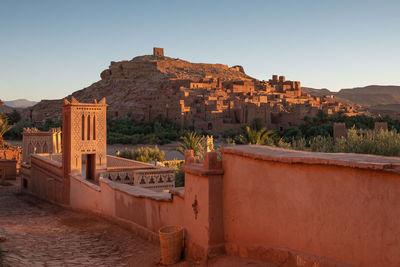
[
  {"x1": 222, "y1": 129, "x2": 239, "y2": 139},
  {"x1": 174, "y1": 170, "x2": 185, "y2": 187},
  {"x1": 275, "y1": 138, "x2": 291, "y2": 149},
  {"x1": 335, "y1": 128, "x2": 400, "y2": 156},
  {"x1": 290, "y1": 137, "x2": 307, "y2": 151},
  {"x1": 280, "y1": 127, "x2": 303, "y2": 142},
  {"x1": 309, "y1": 136, "x2": 334, "y2": 152},
  {"x1": 118, "y1": 146, "x2": 165, "y2": 163}
]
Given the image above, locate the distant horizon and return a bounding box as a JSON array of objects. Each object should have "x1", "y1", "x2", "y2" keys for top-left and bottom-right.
[{"x1": 1, "y1": 0, "x2": 399, "y2": 101}]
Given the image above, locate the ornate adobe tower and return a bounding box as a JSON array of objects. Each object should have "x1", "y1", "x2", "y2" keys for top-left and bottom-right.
[{"x1": 62, "y1": 97, "x2": 107, "y2": 203}]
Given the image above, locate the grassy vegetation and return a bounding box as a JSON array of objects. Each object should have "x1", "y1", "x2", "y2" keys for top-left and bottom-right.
[
  {"x1": 118, "y1": 146, "x2": 165, "y2": 163},
  {"x1": 272, "y1": 128, "x2": 400, "y2": 156},
  {"x1": 222, "y1": 113, "x2": 400, "y2": 157},
  {"x1": 279, "y1": 111, "x2": 400, "y2": 142}
]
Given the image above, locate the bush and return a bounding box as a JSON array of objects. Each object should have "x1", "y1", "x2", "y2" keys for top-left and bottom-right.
[
  {"x1": 335, "y1": 128, "x2": 400, "y2": 156},
  {"x1": 222, "y1": 129, "x2": 240, "y2": 139},
  {"x1": 279, "y1": 127, "x2": 303, "y2": 142},
  {"x1": 174, "y1": 170, "x2": 185, "y2": 187},
  {"x1": 290, "y1": 137, "x2": 307, "y2": 151},
  {"x1": 275, "y1": 138, "x2": 291, "y2": 149},
  {"x1": 309, "y1": 136, "x2": 334, "y2": 152},
  {"x1": 118, "y1": 146, "x2": 165, "y2": 163},
  {"x1": 274, "y1": 128, "x2": 400, "y2": 157}
]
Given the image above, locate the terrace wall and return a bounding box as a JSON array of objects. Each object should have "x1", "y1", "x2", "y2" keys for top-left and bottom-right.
[
  {"x1": 24, "y1": 147, "x2": 400, "y2": 266},
  {"x1": 220, "y1": 146, "x2": 400, "y2": 267}
]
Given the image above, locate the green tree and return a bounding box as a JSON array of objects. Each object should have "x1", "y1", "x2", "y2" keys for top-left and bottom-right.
[
  {"x1": 237, "y1": 126, "x2": 275, "y2": 145},
  {"x1": 6, "y1": 109, "x2": 21, "y2": 124},
  {"x1": 0, "y1": 115, "x2": 12, "y2": 147},
  {"x1": 177, "y1": 131, "x2": 204, "y2": 157}
]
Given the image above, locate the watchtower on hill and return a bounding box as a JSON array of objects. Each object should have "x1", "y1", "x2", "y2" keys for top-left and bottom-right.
[{"x1": 153, "y1": 47, "x2": 164, "y2": 57}]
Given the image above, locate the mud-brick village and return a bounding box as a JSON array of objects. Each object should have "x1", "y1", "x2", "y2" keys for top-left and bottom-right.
[{"x1": 1, "y1": 1, "x2": 400, "y2": 267}]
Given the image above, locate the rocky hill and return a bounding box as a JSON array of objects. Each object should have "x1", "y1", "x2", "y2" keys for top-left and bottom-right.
[
  {"x1": 24, "y1": 54, "x2": 254, "y2": 122},
  {"x1": 22, "y1": 50, "x2": 400, "y2": 123},
  {"x1": 303, "y1": 85, "x2": 400, "y2": 112}
]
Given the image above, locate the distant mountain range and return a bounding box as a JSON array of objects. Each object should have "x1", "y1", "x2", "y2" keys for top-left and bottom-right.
[
  {"x1": 302, "y1": 85, "x2": 400, "y2": 114},
  {"x1": 3, "y1": 99, "x2": 37, "y2": 108}
]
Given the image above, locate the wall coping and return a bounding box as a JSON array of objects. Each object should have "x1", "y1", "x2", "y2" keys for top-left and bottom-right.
[
  {"x1": 220, "y1": 145, "x2": 400, "y2": 172},
  {"x1": 181, "y1": 164, "x2": 224, "y2": 177},
  {"x1": 31, "y1": 154, "x2": 62, "y2": 168},
  {"x1": 100, "y1": 178, "x2": 172, "y2": 202},
  {"x1": 71, "y1": 174, "x2": 101, "y2": 191},
  {"x1": 106, "y1": 166, "x2": 155, "y2": 171},
  {"x1": 0, "y1": 159, "x2": 17, "y2": 163},
  {"x1": 106, "y1": 155, "x2": 157, "y2": 168},
  {"x1": 168, "y1": 187, "x2": 185, "y2": 198}
]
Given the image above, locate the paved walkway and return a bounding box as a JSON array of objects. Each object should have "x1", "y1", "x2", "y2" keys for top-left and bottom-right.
[
  {"x1": 0, "y1": 179, "x2": 269, "y2": 267},
  {"x1": 0, "y1": 179, "x2": 160, "y2": 267}
]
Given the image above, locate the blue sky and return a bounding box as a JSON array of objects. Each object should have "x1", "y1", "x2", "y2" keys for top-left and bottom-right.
[{"x1": 1, "y1": 0, "x2": 399, "y2": 101}]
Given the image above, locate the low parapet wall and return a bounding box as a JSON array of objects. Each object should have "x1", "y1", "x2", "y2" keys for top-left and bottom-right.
[
  {"x1": 24, "y1": 154, "x2": 63, "y2": 203},
  {"x1": 24, "y1": 146, "x2": 400, "y2": 266},
  {"x1": 0, "y1": 147, "x2": 21, "y2": 169},
  {"x1": 0, "y1": 160, "x2": 17, "y2": 180},
  {"x1": 220, "y1": 146, "x2": 400, "y2": 267}
]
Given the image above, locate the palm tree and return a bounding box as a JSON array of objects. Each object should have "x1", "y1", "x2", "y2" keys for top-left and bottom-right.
[
  {"x1": 0, "y1": 114, "x2": 12, "y2": 147},
  {"x1": 177, "y1": 131, "x2": 204, "y2": 158},
  {"x1": 238, "y1": 126, "x2": 275, "y2": 145}
]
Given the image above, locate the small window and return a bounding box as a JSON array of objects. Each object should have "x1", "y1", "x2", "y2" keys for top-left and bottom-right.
[
  {"x1": 93, "y1": 115, "x2": 96, "y2": 140},
  {"x1": 81, "y1": 114, "x2": 85, "y2": 140},
  {"x1": 87, "y1": 115, "x2": 91, "y2": 140}
]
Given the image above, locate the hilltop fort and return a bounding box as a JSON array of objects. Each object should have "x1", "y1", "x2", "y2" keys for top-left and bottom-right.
[{"x1": 26, "y1": 48, "x2": 366, "y2": 132}]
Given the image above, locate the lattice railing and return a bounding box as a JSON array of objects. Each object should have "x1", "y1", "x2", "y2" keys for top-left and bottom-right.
[
  {"x1": 102, "y1": 170, "x2": 134, "y2": 185},
  {"x1": 101, "y1": 168, "x2": 175, "y2": 191}
]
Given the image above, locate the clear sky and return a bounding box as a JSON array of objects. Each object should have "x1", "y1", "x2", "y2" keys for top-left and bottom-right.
[{"x1": 1, "y1": 0, "x2": 399, "y2": 101}]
